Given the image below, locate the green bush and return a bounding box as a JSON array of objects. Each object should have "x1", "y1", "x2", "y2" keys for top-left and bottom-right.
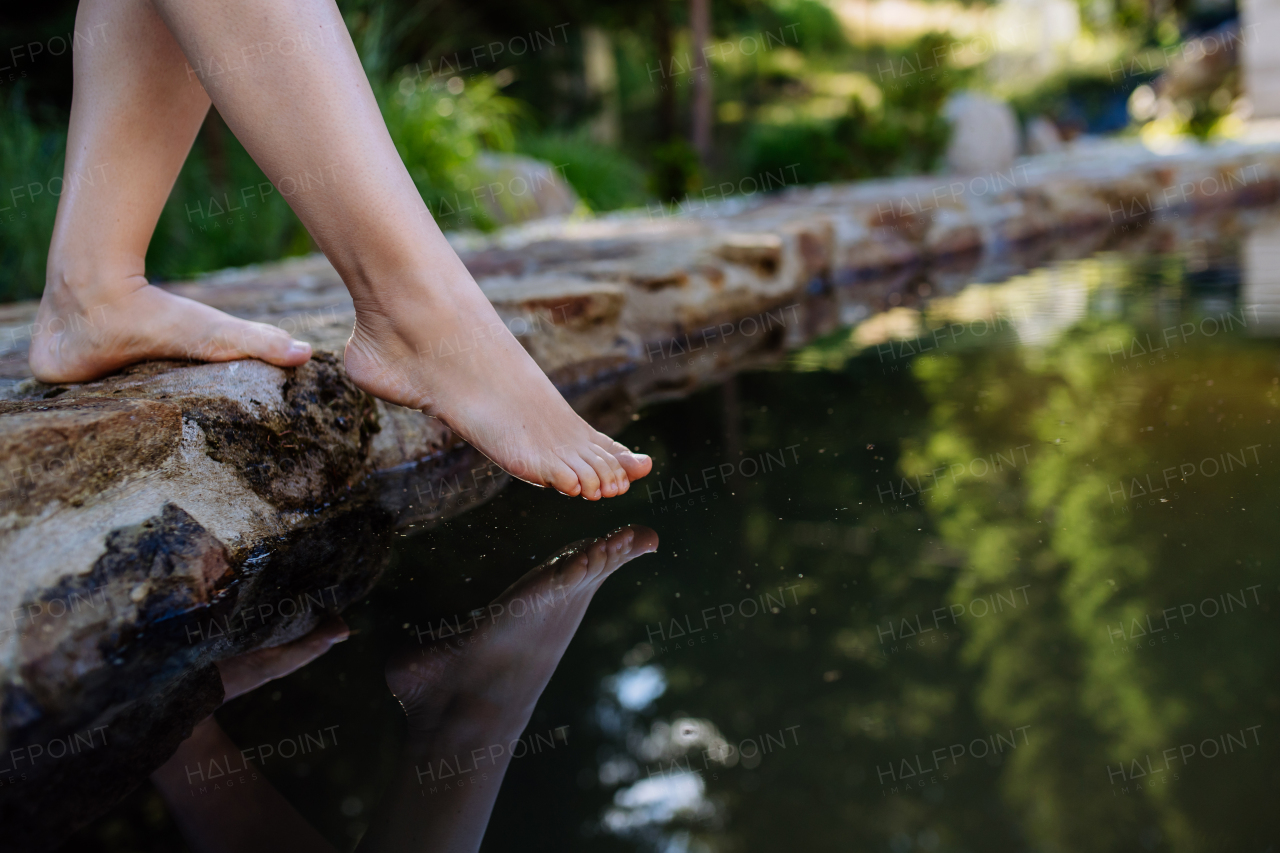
[
  {"x1": 0, "y1": 93, "x2": 310, "y2": 296},
  {"x1": 765, "y1": 0, "x2": 847, "y2": 53},
  {"x1": 0, "y1": 98, "x2": 66, "y2": 302},
  {"x1": 648, "y1": 139, "x2": 704, "y2": 204},
  {"x1": 741, "y1": 34, "x2": 956, "y2": 185},
  {"x1": 380, "y1": 71, "x2": 524, "y2": 230},
  {"x1": 517, "y1": 131, "x2": 649, "y2": 211},
  {"x1": 740, "y1": 121, "x2": 846, "y2": 185},
  {"x1": 148, "y1": 122, "x2": 311, "y2": 281},
  {"x1": 0, "y1": 19, "x2": 965, "y2": 305},
  {"x1": 0, "y1": 69, "x2": 529, "y2": 303},
  {"x1": 740, "y1": 84, "x2": 952, "y2": 185}
]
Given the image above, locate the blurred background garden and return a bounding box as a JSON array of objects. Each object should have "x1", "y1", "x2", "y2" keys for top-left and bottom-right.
[{"x1": 0, "y1": 0, "x2": 1249, "y2": 301}]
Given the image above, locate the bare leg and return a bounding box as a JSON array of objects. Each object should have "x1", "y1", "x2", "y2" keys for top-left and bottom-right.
[
  {"x1": 30, "y1": 0, "x2": 314, "y2": 386},
  {"x1": 44, "y1": 0, "x2": 650, "y2": 500},
  {"x1": 362, "y1": 526, "x2": 658, "y2": 852},
  {"x1": 152, "y1": 717, "x2": 338, "y2": 853},
  {"x1": 150, "y1": 617, "x2": 348, "y2": 853}
]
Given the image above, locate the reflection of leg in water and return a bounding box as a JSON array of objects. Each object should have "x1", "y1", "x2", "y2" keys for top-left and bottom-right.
[
  {"x1": 148, "y1": 530, "x2": 654, "y2": 853},
  {"x1": 361, "y1": 525, "x2": 659, "y2": 853},
  {"x1": 150, "y1": 618, "x2": 349, "y2": 853}
]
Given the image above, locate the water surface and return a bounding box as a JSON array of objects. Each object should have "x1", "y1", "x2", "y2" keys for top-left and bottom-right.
[{"x1": 65, "y1": 217, "x2": 1280, "y2": 853}]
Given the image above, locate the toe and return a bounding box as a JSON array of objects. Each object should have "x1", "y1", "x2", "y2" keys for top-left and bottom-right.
[
  {"x1": 585, "y1": 538, "x2": 610, "y2": 575},
  {"x1": 617, "y1": 450, "x2": 653, "y2": 481},
  {"x1": 545, "y1": 458, "x2": 582, "y2": 497},
  {"x1": 628, "y1": 526, "x2": 660, "y2": 554},
  {"x1": 584, "y1": 446, "x2": 624, "y2": 498},
  {"x1": 594, "y1": 432, "x2": 652, "y2": 481},
  {"x1": 596, "y1": 527, "x2": 657, "y2": 577},
  {"x1": 237, "y1": 321, "x2": 312, "y2": 367},
  {"x1": 564, "y1": 552, "x2": 592, "y2": 586},
  {"x1": 592, "y1": 443, "x2": 630, "y2": 495},
  {"x1": 561, "y1": 452, "x2": 602, "y2": 500},
  {"x1": 606, "y1": 527, "x2": 636, "y2": 560}
]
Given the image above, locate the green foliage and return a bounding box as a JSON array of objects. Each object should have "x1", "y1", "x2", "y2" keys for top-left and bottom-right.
[
  {"x1": 740, "y1": 36, "x2": 957, "y2": 184},
  {"x1": 517, "y1": 131, "x2": 649, "y2": 211},
  {"x1": 761, "y1": 0, "x2": 847, "y2": 53},
  {"x1": 648, "y1": 138, "x2": 704, "y2": 203},
  {"x1": 1, "y1": 9, "x2": 984, "y2": 303},
  {"x1": 379, "y1": 71, "x2": 524, "y2": 230},
  {"x1": 0, "y1": 92, "x2": 313, "y2": 294},
  {"x1": 740, "y1": 120, "x2": 847, "y2": 185},
  {"x1": 147, "y1": 123, "x2": 311, "y2": 281},
  {"x1": 0, "y1": 68, "x2": 528, "y2": 302},
  {"x1": 0, "y1": 96, "x2": 66, "y2": 301}
]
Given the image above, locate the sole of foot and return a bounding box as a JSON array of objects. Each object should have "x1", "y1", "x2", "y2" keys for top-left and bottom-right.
[{"x1": 385, "y1": 526, "x2": 658, "y2": 734}]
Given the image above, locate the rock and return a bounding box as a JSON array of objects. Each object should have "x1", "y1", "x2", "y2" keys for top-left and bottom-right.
[
  {"x1": 943, "y1": 92, "x2": 1021, "y2": 176},
  {"x1": 1025, "y1": 116, "x2": 1064, "y2": 155},
  {"x1": 470, "y1": 153, "x2": 580, "y2": 226},
  {"x1": 0, "y1": 398, "x2": 181, "y2": 513},
  {"x1": 1243, "y1": 0, "x2": 1280, "y2": 117},
  {"x1": 1161, "y1": 22, "x2": 1242, "y2": 104}
]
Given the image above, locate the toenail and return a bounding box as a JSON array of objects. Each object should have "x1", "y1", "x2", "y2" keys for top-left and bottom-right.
[{"x1": 288, "y1": 341, "x2": 312, "y2": 355}]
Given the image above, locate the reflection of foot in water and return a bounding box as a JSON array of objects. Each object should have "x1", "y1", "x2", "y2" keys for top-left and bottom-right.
[
  {"x1": 361, "y1": 525, "x2": 658, "y2": 853},
  {"x1": 386, "y1": 525, "x2": 659, "y2": 736}
]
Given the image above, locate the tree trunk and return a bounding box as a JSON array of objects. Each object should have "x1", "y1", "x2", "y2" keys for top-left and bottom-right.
[
  {"x1": 584, "y1": 26, "x2": 621, "y2": 145},
  {"x1": 655, "y1": 0, "x2": 676, "y2": 144},
  {"x1": 690, "y1": 0, "x2": 712, "y2": 165}
]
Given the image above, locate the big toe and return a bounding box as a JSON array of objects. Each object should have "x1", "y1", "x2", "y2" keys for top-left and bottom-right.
[
  {"x1": 619, "y1": 451, "x2": 652, "y2": 481},
  {"x1": 594, "y1": 433, "x2": 652, "y2": 481},
  {"x1": 598, "y1": 526, "x2": 657, "y2": 575},
  {"x1": 233, "y1": 320, "x2": 312, "y2": 367},
  {"x1": 611, "y1": 525, "x2": 658, "y2": 560}
]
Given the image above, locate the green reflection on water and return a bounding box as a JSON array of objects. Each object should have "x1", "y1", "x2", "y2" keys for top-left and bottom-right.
[
  {"x1": 852, "y1": 254, "x2": 1280, "y2": 853},
  {"x1": 548, "y1": 251, "x2": 1279, "y2": 853}
]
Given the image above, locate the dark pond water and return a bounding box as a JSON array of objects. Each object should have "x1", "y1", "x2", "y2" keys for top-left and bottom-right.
[{"x1": 62, "y1": 220, "x2": 1280, "y2": 852}]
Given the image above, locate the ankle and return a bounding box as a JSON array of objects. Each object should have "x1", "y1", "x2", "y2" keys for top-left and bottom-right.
[
  {"x1": 44, "y1": 250, "x2": 146, "y2": 304},
  {"x1": 32, "y1": 261, "x2": 147, "y2": 355}
]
